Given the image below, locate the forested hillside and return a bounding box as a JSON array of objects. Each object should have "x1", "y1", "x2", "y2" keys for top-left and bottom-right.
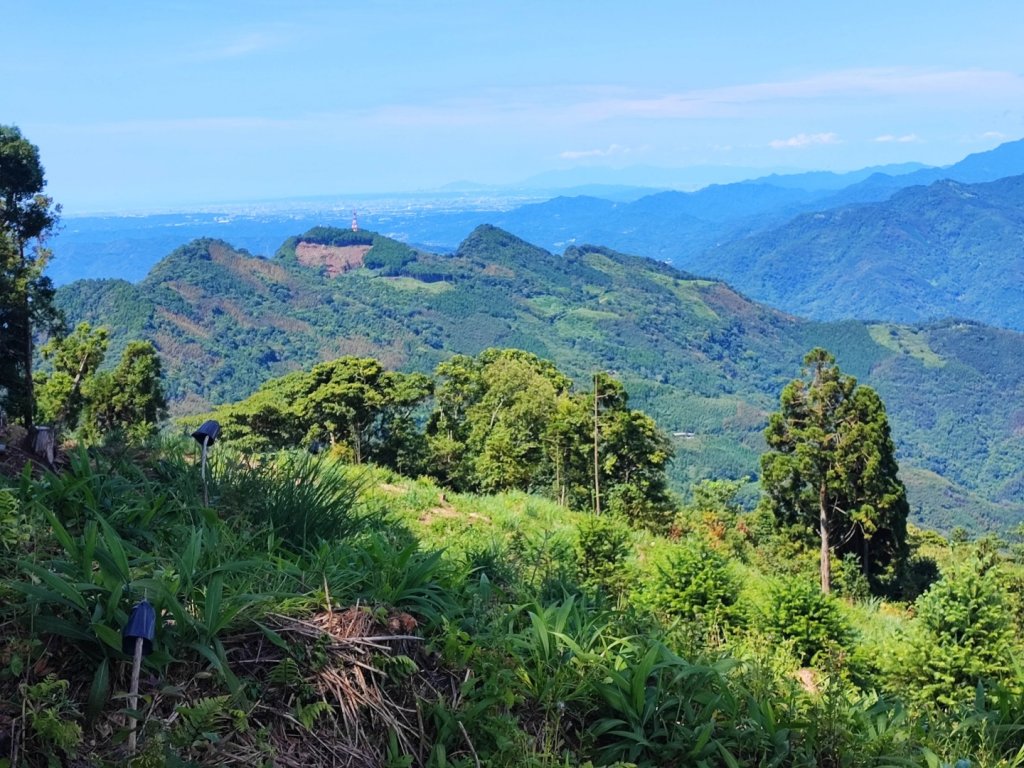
[
  {"x1": 698, "y1": 174, "x2": 1024, "y2": 329},
  {"x1": 57, "y1": 225, "x2": 1024, "y2": 532}
]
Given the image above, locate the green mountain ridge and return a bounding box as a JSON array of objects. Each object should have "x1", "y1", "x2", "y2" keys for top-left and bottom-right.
[
  {"x1": 56, "y1": 225, "x2": 1024, "y2": 532},
  {"x1": 696, "y1": 174, "x2": 1024, "y2": 329}
]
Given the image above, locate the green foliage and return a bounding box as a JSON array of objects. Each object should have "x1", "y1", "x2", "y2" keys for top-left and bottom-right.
[
  {"x1": 832, "y1": 552, "x2": 873, "y2": 601},
  {"x1": 426, "y1": 349, "x2": 675, "y2": 523},
  {"x1": 201, "y1": 355, "x2": 432, "y2": 469},
  {"x1": 589, "y1": 642, "x2": 779, "y2": 767},
  {"x1": 600, "y1": 406, "x2": 676, "y2": 530},
  {"x1": 34, "y1": 322, "x2": 108, "y2": 429},
  {"x1": 18, "y1": 675, "x2": 83, "y2": 765},
  {"x1": 891, "y1": 551, "x2": 1018, "y2": 709},
  {"x1": 762, "y1": 348, "x2": 910, "y2": 594},
  {"x1": 295, "y1": 226, "x2": 374, "y2": 248},
  {"x1": 636, "y1": 536, "x2": 740, "y2": 628},
  {"x1": 6, "y1": 380, "x2": 1024, "y2": 765},
  {"x1": 81, "y1": 339, "x2": 167, "y2": 443},
  {"x1": 213, "y1": 451, "x2": 370, "y2": 551},
  {"x1": 674, "y1": 477, "x2": 754, "y2": 558},
  {"x1": 507, "y1": 595, "x2": 610, "y2": 715},
  {"x1": 0, "y1": 486, "x2": 31, "y2": 552},
  {"x1": 347, "y1": 536, "x2": 458, "y2": 626},
  {"x1": 575, "y1": 514, "x2": 632, "y2": 596},
  {"x1": 30, "y1": 326, "x2": 167, "y2": 445},
  {"x1": 758, "y1": 575, "x2": 853, "y2": 665},
  {"x1": 428, "y1": 349, "x2": 572, "y2": 494},
  {"x1": 0, "y1": 124, "x2": 62, "y2": 427}
]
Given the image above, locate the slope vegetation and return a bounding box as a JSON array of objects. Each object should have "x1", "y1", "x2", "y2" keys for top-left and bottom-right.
[
  {"x1": 699, "y1": 175, "x2": 1024, "y2": 329},
  {"x1": 56, "y1": 226, "x2": 1024, "y2": 531}
]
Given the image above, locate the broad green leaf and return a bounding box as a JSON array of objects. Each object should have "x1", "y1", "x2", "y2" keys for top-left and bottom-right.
[{"x1": 86, "y1": 657, "x2": 111, "y2": 720}]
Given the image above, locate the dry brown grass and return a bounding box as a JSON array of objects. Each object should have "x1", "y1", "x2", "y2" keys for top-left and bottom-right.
[{"x1": 126, "y1": 606, "x2": 460, "y2": 767}]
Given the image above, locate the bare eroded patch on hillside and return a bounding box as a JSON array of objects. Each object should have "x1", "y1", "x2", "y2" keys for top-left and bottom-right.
[{"x1": 295, "y1": 242, "x2": 371, "y2": 277}]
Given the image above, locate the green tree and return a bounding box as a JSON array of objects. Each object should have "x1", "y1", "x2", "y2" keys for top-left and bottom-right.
[
  {"x1": 891, "y1": 551, "x2": 1016, "y2": 708},
  {"x1": 600, "y1": 405, "x2": 675, "y2": 529},
  {"x1": 427, "y1": 350, "x2": 675, "y2": 521},
  {"x1": 542, "y1": 390, "x2": 593, "y2": 508},
  {"x1": 427, "y1": 349, "x2": 571, "y2": 494},
  {"x1": 466, "y1": 350, "x2": 570, "y2": 493},
  {"x1": 678, "y1": 477, "x2": 751, "y2": 556},
  {"x1": 34, "y1": 323, "x2": 109, "y2": 429},
  {"x1": 760, "y1": 575, "x2": 852, "y2": 665},
  {"x1": 203, "y1": 371, "x2": 307, "y2": 452},
  {"x1": 638, "y1": 536, "x2": 740, "y2": 627},
  {"x1": 82, "y1": 341, "x2": 167, "y2": 442},
  {"x1": 0, "y1": 125, "x2": 61, "y2": 426},
  {"x1": 203, "y1": 356, "x2": 431, "y2": 467},
  {"x1": 761, "y1": 348, "x2": 909, "y2": 594},
  {"x1": 296, "y1": 357, "x2": 432, "y2": 464},
  {"x1": 424, "y1": 353, "x2": 486, "y2": 489}
]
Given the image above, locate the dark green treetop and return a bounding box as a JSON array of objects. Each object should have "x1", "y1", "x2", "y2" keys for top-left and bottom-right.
[
  {"x1": 0, "y1": 125, "x2": 62, "y2": 425},
  {"x1": 761, "y1": 348, "x2": 909, "y2": 594}
]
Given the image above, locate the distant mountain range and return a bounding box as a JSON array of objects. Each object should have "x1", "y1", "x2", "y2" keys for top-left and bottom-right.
[
  {"x1": 56, "y1": 226, "x2": 1024, "y2": 534},
  {"x1": 695, "y1": 174, "x2": 1024, "y2": 329},
  {"x1": 49, "y1": 139, "x2": 1024, "y2": 336}
]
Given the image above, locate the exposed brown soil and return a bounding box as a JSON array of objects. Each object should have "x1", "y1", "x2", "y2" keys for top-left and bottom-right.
[{"x1": 295, "y1": 243, "x2": 371, "y2": 277}]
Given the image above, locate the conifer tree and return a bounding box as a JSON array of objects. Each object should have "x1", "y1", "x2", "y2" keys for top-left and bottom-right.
[
  {"x1": 761, "y1": 348, "x2": 909, "y2": 594},
  {"x1": 0, "y1": 125, "x2": 61, "y2": 426}
]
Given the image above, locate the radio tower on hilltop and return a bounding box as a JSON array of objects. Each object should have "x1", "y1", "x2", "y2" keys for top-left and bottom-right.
[{"x1": 351, "y1": 210, "x2": 359, "y2": 232}]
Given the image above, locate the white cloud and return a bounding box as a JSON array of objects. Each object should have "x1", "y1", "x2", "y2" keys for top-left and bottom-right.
[
  {"x1": 874, "y1": 133, "x2": 921, "y2": 143},
  {"x1": 549, "y1": 68, "x2": 1024, "y2": 124},
  {"x1": 770, "y1": 132, "x2": 841, "y2": 149},
  {"x1": 559, "y1": 144, "x2": 632, "y2": 160}
]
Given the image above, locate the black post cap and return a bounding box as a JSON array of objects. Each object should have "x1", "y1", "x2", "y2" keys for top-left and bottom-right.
[{"x1": 191, "y1": 420, "x2": 221, "y2": 446}]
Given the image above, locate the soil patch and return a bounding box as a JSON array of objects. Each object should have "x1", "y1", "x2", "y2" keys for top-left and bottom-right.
[{"x1": 295, "y1": 243, "x2": 371, "y2": 277}]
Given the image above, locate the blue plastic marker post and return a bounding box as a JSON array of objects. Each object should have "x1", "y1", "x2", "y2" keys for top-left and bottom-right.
[{"x1": 122, "y1": 599, "x2": 156, "y2": 754}]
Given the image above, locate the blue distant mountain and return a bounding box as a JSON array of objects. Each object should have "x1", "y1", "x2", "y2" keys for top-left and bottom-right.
[{"x1": 693, "y1": 174, "x2": 1024, "y2": 330}]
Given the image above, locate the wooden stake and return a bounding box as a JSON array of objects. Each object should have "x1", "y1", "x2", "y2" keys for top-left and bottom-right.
[{"x1": 127, "y1": 635, "x2": 144, "y2": 755}]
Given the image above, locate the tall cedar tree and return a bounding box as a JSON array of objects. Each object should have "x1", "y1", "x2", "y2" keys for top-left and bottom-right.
[
  {"x1": 0, "y1": 126, "x2": 61, "y2": 426},
  {"x1": 761, "y1": 348, "x2": 909, "y2": 594}
]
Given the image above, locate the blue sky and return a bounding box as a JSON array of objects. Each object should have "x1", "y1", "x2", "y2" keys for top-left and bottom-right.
[{"x1": 6, "y1": 1, "x2": 1024, "y2": 212}]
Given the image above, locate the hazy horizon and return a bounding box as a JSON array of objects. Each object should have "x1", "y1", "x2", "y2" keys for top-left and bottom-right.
[{"x1": 7, "y1": 1, "x2": 1024, "y2": 213}]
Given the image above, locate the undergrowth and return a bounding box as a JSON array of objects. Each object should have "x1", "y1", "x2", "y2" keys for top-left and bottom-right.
[{"x1": 2, "y1": 444, "x2": 1024, "y2": 766}]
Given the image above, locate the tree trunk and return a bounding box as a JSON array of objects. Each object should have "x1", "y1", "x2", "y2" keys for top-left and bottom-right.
[
  {"x1": 352, "y1": 425, "x2": 362, "y2": 464},
  {"x1": 593, "y1": 379, "x2": 601, "y2": 515},
  {"x1": 30, "y1": 425, "x2": 55, "y2": 465},
  {"x1": 819, "y1": 481, "x2": 831, "y2": 593},
  {"x1": 21, "y1": 298, "x2": 33, "y2": 429},
  {"x1": 16, "y1": 243, "x2": 34, "y2": 428}
]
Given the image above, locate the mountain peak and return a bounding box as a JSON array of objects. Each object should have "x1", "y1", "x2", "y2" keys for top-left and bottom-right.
[{"x1": 456, "y1": 224, "x2": 553, "y2": 263}]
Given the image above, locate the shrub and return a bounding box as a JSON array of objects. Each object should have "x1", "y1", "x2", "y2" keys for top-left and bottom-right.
[
  {"x1": 575, "y1": 514, "x2": 632, "y2": 596},
  {"x1": 637, "y1": 536, "x2": 740, "y2": 628},
  {"x1": 759, "y1": 576, "x2": 853, "y2": 666},
  {"x1": 214, "y1": 451, "x2": 370, "y2": 550},
  {"x1": 832, "y1": 552, "x2": 872, "y2": 601},
  {"x1": 890, "y1": 552, "x2": 1017, "y2": 708}
]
